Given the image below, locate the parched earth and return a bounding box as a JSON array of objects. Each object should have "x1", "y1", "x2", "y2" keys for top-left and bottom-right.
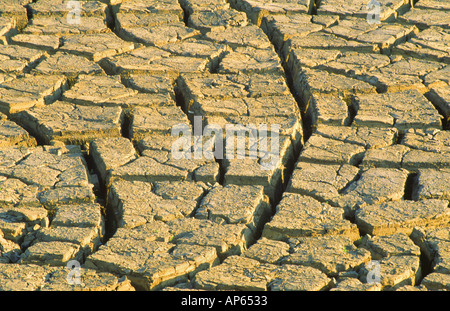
[{"x1": 0, "y1": 0, "x2": 449, "y2": 291}]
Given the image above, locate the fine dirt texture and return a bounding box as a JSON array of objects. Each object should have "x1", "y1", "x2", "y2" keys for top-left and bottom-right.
[{"x1": 0, "y1": 0, "x2": 448, "y2": 292}]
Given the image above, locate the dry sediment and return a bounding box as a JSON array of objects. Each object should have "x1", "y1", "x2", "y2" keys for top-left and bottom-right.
[{"x1": 0, "y1": 0, "x2": 448, "y2": 292}]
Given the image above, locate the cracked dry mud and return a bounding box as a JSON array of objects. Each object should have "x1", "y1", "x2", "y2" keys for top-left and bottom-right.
[{"x1": 0, "y1": 0, "x2": 448, "y2": 292}]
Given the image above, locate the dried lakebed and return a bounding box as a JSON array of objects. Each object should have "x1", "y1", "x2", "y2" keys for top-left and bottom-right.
[{"x1": 0, "y1": 0, "x2": 449, "y2": 291}]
